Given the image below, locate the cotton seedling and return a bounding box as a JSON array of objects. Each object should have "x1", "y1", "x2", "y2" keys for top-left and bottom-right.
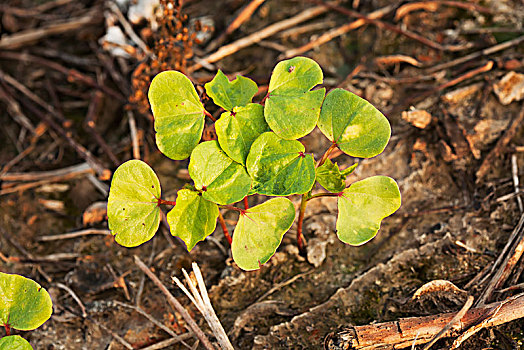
[{"x1": 107, "y1": 57, "x2": 401, "y2": 270}]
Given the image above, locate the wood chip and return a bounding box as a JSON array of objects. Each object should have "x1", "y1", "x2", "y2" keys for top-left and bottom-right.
[
  {"x1": 401, "y1": 109, "x2": 432, "y2": 129},
  {"x1": 493, "y1": 71, "x2": 524, "y2": 105}
]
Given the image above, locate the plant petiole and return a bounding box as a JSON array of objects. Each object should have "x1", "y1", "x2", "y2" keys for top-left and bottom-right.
[
  {"x1": 156, "y1": 198, "x2": 177, "y2": 206},
  {"x1": 203, "y1": 109, "x2": 216, "y2": 122},
  {"x1": 220, "y1": 204, "x2": 246, "y2": 215},
  {"x1": 316, "y1": 142, "x2": 338, "y2": 168},
  {"x1": 217, "y1": 211, "x2": 232, "y2": 245}
]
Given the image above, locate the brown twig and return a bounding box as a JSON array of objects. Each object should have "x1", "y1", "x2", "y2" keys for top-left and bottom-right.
[
  {"x1": 283, "y1": 4, "x2": 396, "y2": 58},
  {"x1": 394, "y1": 1, "x2": 493, "y2": 21},
  {"x1": 134, "y1": 256, "x2": 216, "y2": 350},
  {"x1": 477, "y1": 105, "x2": 524, "y2": 182},
  {"x1": 308, "y1": 1, "x2": 469, "y2": 52},
  {"x1": 206, "y1": 0, "x2": 266, "y2": 52},
  {"x1": 0, "y1": 168, "x2": 94, "y2": 196},
  {"x1": 14, "y1": 95, "x2": 110, "y2": 179},
  {"x1": 477, "y1": 213, "x2": 524, "y2": 306},
  {"x1": 421, "y1": 295, "x2": 474, "y2": 350},
  {"x1": 426, "y1": 35, "x2": 524, "y2": 73},
  {"x1": 128, "y1": 110, "x2": 141, "y2": 160},
  {"x1": 56, "y1": 282, "x2": 87, "y2": 318},
  {"x1": 0, "y1": 51, "x2": 125, "y2": 101},
  {"x1": 84, "y1": 91, "x2": 120, "y2": 166},
  {"x1": 38, "y1": 229, "x2": 111, "y2": 242},
  {"x1": 0, "y1": 12, "x2": 96, "y2": 50},
  {"x1": 188, "y1": 5, "x2": 330, "y2": 72},
  {"x1": 325, "y1": 293, "x2": 524, "y2": 350},
  {"x1": 1, "y1": 162, "x2": 91, "y2": 182}
]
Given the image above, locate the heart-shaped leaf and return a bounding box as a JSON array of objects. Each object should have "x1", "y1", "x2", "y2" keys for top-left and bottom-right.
[
  {"x1": 0, "y1": 273, "x2": 52, "y2": 331},
  {"x1": 265, "y1": 57, "x2": 325, "y2": 140},
  {"x1": 246, "y1": 132, "x2": 315, "y2": 196},
  {"x1": 189, "y1": 141, "x2": 252, "y2": 205},
  {"x1": 318, "y1": 88, "x2": 391, "y2": 158},
  {"x1": 215, "y1": 103, "x2": 270, "y2": 165},
  {"x1": 167, "y1": 189, "x2": 219, "y2": 251},
  {"x1": 0, "y1": 336, "x2": 32, "y2": 350},
  {"x1": 149, "y1": 71, "x2": 205, "y2": 160},
  {"x1": 337, "y1": 176, "x2": 401, "y2": 245},
  {"x1": 108, "y1": 160, "x2": 161, "y2": 247},
  {"x1": 316, "y1": 159, "x2": 357, "y2": 193},
  {"x1": 231, "y1": 197, "x2": 295, "y2": 270},
  {"x1": 204, "y1": 70, "x2": 258, "y2": 111}
]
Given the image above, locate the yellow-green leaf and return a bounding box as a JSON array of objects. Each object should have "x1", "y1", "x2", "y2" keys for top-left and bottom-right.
[
  {"x1": 265, "y1": 57, "x2": 325, "y2": 140},
  {"x1": 337, "y1": 176, "x2": 401, "y2": 245},
  {"x1": 215, "y1": 103, "x2": 269, "y2": 165},
  {"x1": 0, "y1": 336, "x2": 32, "y2": 350},
  {"x1": 0, "y1": 273, "x2": 52, "y2": 331},
  {"x1": 167, "y1": 189, "x2": 219, "y2": 251},
  {"x1": 108, "y1": 160, "x2": 161, "y2": 247},
  {"x1": 232, "y1": 197, "x2": 295, "y2": 270},
  {"x1": 318, "y1": 88, "x2": 391, "y2": 158},
  {"x1": 246, "y1": 132, "x2": 315, "y2": 196},
  {"x1": 189, "y1": 141, "x2": 252, "y2": 205},
  {"x1": 149, "y1": 71, "x2": 205, "y2": 160},
  {"x1": 316, "y1": 159, "x2": 356, "y2": 193},
  {"x1": 204, "y1": 70, "x2": 258, "y2": 111}
]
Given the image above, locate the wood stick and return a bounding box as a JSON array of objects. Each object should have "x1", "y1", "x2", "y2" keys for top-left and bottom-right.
[
  {"x1": 134, "y1": 256, "x2": 216, "y2": 350},
  {"x1": 325, "y1": 293, "x2": 524, "y2": 350},
  {"x1": 0, "y1": 13, "x2": 96, "y2": 49},
  {"x1": 188, "y1": 5, "x2": 330, "y2": 72},
  {"x1": 206, "y1": 0, "x2": 266, "y2": 52},
  {"x1": 38, "y1": 229, "x2": 111, "y2": 242},
  {"x1": 477, "y1": 105, "x2": 524, "y2": 182},
  {"x1": 1, "y1": 162, "x2": 91, "y2": 182},
  {"x1": 283, "y1": 4, "x2": 395, "y2": 58},
  {"x1": 477, "y1": 213, "x2": 524, "y2": 305},
  {"x1": 426, "y1": 35, "x2": 524, "y2": 73}
]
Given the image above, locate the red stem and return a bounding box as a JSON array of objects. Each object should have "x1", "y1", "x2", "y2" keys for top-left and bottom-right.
[
  {"x1": 203, "y1": 109, "x2": 216, "y2": 122},
  {"x1": 220, "y1": 204, "x2": 245, "y2": 215},
  {"x1": 316, "y1": 143, "x2": 338, "y2": 168},
  {"x1": 297, "y1": 191, "x2": 344, "y2": 252},
  {"x1": 243, "y1": 196, "x2": 249, "y2": 210},
  {"x1": 296, "y1": 195, "x2": 308, "y2": 252},
  {"x1": 4, "y1": 324, "x2": 10, "y2": 336},
  {"x1": 157, "y1": 198, "x2": 176, "y2": 206},
  {"x1": 217, "y1": 211, "x2": 232, "y2": 245}
]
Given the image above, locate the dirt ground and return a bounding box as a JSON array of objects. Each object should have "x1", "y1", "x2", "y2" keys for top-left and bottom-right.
[{"x1": 1, "y1": 0, "x2": 524, "y2": 349}]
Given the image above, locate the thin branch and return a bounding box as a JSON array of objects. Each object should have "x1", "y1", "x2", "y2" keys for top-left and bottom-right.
[
  {"x1": 134, "y1": 256, "x2": 216, "y2": 350},
  {"x1": 188, "y1": 5, "x2": 330, "y2": 72}
]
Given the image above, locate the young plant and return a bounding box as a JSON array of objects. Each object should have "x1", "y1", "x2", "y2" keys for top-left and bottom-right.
[
  {"x1": 107, "y1": 57, "x2": 401, "y2": 270},
  {"x1": 0, "y1": 272, "x2": 53, "y2": 350}
]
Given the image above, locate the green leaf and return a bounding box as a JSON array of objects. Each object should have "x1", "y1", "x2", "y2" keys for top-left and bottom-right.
[
  {"x1": 149, "y1": 71, "x2": 205, "y2": 160},
  {"x1": 318, "y1": 88, "x2": 391, "y2": 158},
  {"x1": 215, "y1": 103, "x2": 270, "y2": 165},
  {"x1": 0, "y1": 273, "x2": 52, "y2": 331},
  {"x1": 316, "y1": 159, "x2": 346, "y2": 193},
  {"x1": 0, "y1": 336, "x2": 33, "y2": 350},
  {"x1": 265, "y1": 57, "x2": 325, "y2": 140},
  {"x1": 108, "y1": 160, "x2": 161, "y2": 247},
  {"x1": 337, "y1": 176, "x2": 401, "y2": 245},
  {"x1": 204, "y1": 70, "x2": 258, "y2": 111},
  {"x1": 167, "y1": 189, "x2": 219, "y2": 250},
  {"x1": 341, "y1": 162, "x2": 358, "y2": 176},
  {"x1": 231, "y1": 197, "x2": 295, "y2": 270},
  {"x1": 246, "y1": 132, "x2": 315, "y2": 196},
  {"x1": 189, "y1": 141, "x2": 252, "y2": 205}
]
